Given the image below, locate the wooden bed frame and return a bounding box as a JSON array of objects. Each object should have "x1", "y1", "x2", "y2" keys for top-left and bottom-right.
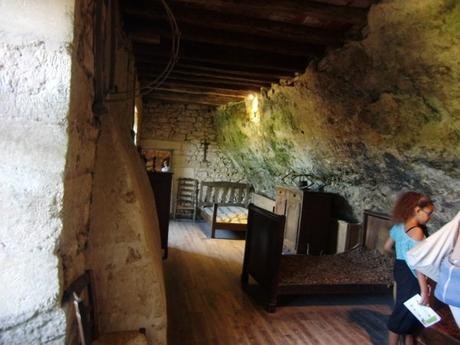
[
  {"x1": 241, "y1": 204, "x2": 394, "y2": 312},
  {"x1": 198, "y1": 181, "x2": 252, "y2": 238}
]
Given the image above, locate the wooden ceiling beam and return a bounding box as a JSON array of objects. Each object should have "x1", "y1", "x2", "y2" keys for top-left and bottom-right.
[
  {"x1": 126, "y1": 0, "x2": 367, "y2": 24},
  {"x1": 138, "y1": 66, "x2": 279, "y2": 84},
  {"x1": 136, "y1": 56, "x2": 298, "y2": 78},
  {"x1": 143, "y1": 91, "x2": 241, "y2": 106},
  {"x1": 133, "y1": 42, "x2": 310, "y2": 72},
  {"x1": 153, "y1": 82, "x2": 252, "y2": 97},
  {"x1": 126, "y1": 20, "x2": 325, "y2": 57},
  {"x1": 139, "y1": 75, "x2": 267, "y2": 91},
  {"x1": 169, "y1": 0, "x2": 367, "y2": 24},
  {"x1": 130, "y1": 33, "x2": 161, "y2": 45},
  {"x1": 123, "y1": 5, "x2": 342, "y2": 46},
  {"x1": 138, "y1": 61, "x2": 292, "y2": 81}
]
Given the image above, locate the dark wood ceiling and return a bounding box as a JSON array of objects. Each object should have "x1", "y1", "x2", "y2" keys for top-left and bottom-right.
[{"x1": 120, "y1": 0, "x2": 376, "y2": 106}]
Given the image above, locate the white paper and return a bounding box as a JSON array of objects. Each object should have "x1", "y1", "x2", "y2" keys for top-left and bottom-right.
[{"x1": 403, "y1": 294, "x2": 441, "y2": 327}]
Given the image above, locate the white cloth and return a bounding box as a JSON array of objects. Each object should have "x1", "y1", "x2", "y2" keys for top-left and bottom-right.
[
  {"x1": 450, "y1": 305, "x2": 460, "y2": 328},
  {"x1": 406, "y1": 211, "x2": 460, "y2": 282},
  {"x1": 201, "y1": 206, "x2": 248, "y2": 224}
]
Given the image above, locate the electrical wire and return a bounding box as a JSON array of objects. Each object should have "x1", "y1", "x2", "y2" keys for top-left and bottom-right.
[
  {"x1": 140, "y1": 0, "x2": 181, "y2": 96},
  {"x1": 106, "y1": 0, "x2": 181, "y2": 101}
]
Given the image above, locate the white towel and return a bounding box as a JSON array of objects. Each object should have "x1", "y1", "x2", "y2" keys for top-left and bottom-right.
[{"x1": 406, "y1": 211, "x2": 460, "y2": 282}]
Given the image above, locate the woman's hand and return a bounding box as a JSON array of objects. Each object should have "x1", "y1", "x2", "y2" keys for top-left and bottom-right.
[
  {"x1": 416, "y1": 271, "x2": 430, "y2": 306},
  {"x1": 419, "y1": 291, "x2": 430, "y2": 306},
  {"x1": 419, "y1": 284, "x2": 431, "y2": 306}
]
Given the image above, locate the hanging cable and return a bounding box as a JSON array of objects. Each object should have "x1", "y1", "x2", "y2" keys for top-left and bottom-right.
[
  {"x1": 106, "y1": 0, "x2": 181, "y2": 101},
  {"x1": 140, "y1": 0, "x2": 181, "y2": 96}
]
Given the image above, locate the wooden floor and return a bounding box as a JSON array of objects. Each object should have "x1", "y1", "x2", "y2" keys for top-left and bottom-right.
[{"x1": 164, "y1": 220, "x2": 393, "y2": 345}]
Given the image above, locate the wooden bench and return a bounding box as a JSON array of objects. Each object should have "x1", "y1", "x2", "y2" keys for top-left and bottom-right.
[
  {"x1": 62, "y1": 270, "x2": 148, "y2": 345},
  {"x1": 198, "y1": 181, "x2": 252, "y2": 238}
]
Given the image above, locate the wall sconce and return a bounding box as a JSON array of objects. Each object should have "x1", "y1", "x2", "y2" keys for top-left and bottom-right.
[{"x1": 247, "y1": 94, "x2": 259, "y2": 122}]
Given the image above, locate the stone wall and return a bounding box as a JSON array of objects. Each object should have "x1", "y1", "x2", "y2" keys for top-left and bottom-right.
[
  {"x1": 140, "y1": 102, "x2": 245, "y2": 208},
  {"x1": 0, "y1": 0, "x2": 75, "y2": 343},
  {"x1": 215, "y1": 0, "x2": 460, "y2": 227}
]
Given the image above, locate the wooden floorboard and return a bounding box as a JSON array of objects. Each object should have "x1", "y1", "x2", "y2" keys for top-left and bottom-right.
[{"x1": 164, "y1": 220, "x2": 393, "y2": 345}]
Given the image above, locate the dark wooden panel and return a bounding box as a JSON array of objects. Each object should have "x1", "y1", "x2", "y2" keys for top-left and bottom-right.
[
  {"x1": 148, "y1": 171, "x2": 173, "y2": 259},
  {"x1": 362, "y1": 210, "x2": 392, "y2": 254},
  {"x1": 298, "y1": 191, "x2": 334, "y2": 255}
]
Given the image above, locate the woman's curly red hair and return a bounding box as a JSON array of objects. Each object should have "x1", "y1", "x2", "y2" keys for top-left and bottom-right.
[{"x1": 392, "y1": 191, "x2": 434, "y2": 223}]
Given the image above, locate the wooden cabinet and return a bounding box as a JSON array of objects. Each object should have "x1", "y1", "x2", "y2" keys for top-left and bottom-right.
[
  {"x1": 275, "y1": 186, "x2": 333, "y2": 255},
  {"x1": 148, "y1": 171, "x2": 173, "y2": 259}
]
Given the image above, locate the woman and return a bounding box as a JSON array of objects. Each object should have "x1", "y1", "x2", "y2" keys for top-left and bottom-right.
[{"x1": 384, "y1": 192, "x2": 434, "y2": 345}]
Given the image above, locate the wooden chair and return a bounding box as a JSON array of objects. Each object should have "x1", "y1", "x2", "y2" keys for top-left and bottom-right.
[
  {"x1": 174, "y1": 178, "x2": 199, "y2": 221},
  {"x1": 62, "y1": 271, "x2": 148, "y2": 345}
]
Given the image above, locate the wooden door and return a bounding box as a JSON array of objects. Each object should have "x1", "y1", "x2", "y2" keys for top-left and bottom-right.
[{"x1": 275, "y1": 187, "x2": 302, "y2": 254}]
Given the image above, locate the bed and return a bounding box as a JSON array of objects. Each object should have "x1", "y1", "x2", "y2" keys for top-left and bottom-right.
[
  {"x1": 198, "y1": 181, "x2": 252, "y2": 238},
  {"x1": 241, "y1": 204, "x2": 394, "y2": 312}
]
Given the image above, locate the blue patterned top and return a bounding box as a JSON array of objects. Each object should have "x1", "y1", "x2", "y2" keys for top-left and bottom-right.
[{"x1": 390, "y1": 223, "x2": 419, "y2": 274}]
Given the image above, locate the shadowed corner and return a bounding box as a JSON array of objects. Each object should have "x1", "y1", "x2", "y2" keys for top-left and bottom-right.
[{"x1": 348, "y1": 308, "x2": 389, "y2": 345}]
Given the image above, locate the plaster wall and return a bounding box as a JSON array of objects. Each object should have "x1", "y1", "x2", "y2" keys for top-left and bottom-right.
[
  {"x1": 0, "y1": 0, "x2": 75, "y2": 343},
  {"x1": 60, "y1": 0, "x2": 98, "y2": 295},
  {"x1": 141, "y1": 102, "x2": 245, "y2": 210},
  {"x1": 216, "y1": 0, "x2": 460, "y2": 227}
]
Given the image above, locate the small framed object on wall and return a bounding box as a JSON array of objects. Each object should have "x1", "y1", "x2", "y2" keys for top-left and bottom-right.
[{"x1": 142, "y1": 149, "x2": 173, "y2": 172}]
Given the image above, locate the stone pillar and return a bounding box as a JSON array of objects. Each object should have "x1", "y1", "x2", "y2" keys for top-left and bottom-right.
[{"x1": 88, "y1": 115, "x2": 167, "y2": 344}]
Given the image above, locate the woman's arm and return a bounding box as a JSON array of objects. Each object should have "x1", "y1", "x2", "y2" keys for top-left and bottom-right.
[
  {"x1": 417, "y1": 271, "x2": 430, "y2": 305},
  {"x1": 384, "y1": 237, "x2": 395, "y2": 255},
  {"x1": 408, "y1": 227, "x2": 430, "y2": 304}
]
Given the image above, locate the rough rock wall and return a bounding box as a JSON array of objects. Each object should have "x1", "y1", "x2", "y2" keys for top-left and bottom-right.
[
  {"x1": 0, "y1": 0, "x2": 75, "y2": 343},
  {"x1": 140, "y1": 102, "x2": 245, "y2": 205},
  {"x1": 86, "y1": 18, "x2": 167, "y2": 345},
  {"x1": 216, "y1": 0, "x2": 460, "y2": 227}
]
